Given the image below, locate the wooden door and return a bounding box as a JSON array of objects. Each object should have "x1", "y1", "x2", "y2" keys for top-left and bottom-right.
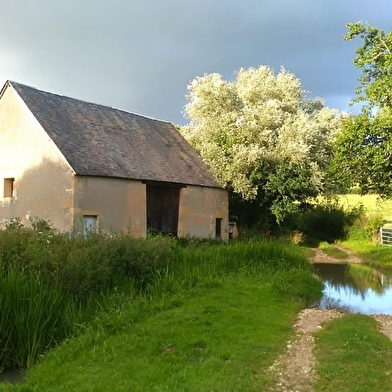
[{"x1": 146, "y1": 185, "x2": 180, "y2": 236}]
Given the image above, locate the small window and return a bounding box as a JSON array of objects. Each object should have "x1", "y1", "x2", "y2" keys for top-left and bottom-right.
[
  {"x1": 4, "y1": 178, "x2": 15, "y2": 198},
  {"x1": 83, "y1": 215, "x2": 98, "y2": 236},
  {"x1": 215, "y1": 218, "x2": 222, "y2": 239}
]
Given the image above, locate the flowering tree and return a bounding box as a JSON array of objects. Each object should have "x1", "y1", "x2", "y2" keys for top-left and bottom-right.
[{"x1": 181, "y1": 66, "x2": 339, "y2": 225}]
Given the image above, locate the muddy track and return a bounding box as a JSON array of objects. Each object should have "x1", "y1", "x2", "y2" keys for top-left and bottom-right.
[{"x1": 267, "y1": 246, "x2": 392, "y2": 392}]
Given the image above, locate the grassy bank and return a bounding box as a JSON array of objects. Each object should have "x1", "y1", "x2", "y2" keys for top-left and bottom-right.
[
  {"x1": 315, "y1": 315, "x2": 392, "y2": 391},
  {"x1": 320, "y1": 194, "x2": 392, "y2": 268},
  {"x1": 0, "y1": 233, "x2": 322, "y2": 391},
  {"x1": 6, "y1": 277, "x2": 303, "y2": 391},
  {"x1": 340, "y1": 239, "x2": 392, "y2": 268}
]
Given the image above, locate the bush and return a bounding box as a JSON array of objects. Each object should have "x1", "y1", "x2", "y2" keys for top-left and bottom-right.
[
  {"x1": 347, "y1": 213, "x2": 386, "y2": 242},
  {"x1": 286, "y1": 201, "x2": 363, "y2": 243},
  {"x1": 0, "y1": 228, "x2": 175, "y2": 303}
]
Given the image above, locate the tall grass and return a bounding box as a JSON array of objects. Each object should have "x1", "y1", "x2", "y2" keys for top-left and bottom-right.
[
  {"x1": 148, "y1": 240, "x2": 320, "y2": 303},
  {"x1": 0, "y1": 265, "x2": 75, "y2": 370},
  {"x1": 0, "y1": 226, "x2": 176, "y2": 371},
  {"x1": 0, "y1": 225, "x2": 321, "y2": 373}
]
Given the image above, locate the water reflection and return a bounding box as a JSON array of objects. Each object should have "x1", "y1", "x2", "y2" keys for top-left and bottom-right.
[{"x1": 313, "y1": 263, "x2": 392, "y2": 315}]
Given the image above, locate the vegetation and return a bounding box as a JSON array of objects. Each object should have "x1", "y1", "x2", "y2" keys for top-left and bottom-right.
[
  {"x1": 3, "y1": 21, "x2": 392, "y2": 390},
  {"x1": 2, "y1": 277, "x2": 310, "y2": 391},
  {"x1": 0, "y1": 266, "x2": 75, "y2": 370},
  {"x1": 0, "y1": 225, "x2": 322, "y2": 390},
  {"x1": 318, "y1": 242, "x2": 349, "y2": 260},
  {"x1": 180, "y1": 65, "x2": 340, "y2": 226},
  {"x1": 315, "y1": 315, "x2": 392, "y2": 391},
  {"x1": 323, "y1": 193, "x2": 392, "y2": 268},
  {"x1": 285, "y1": 199, "x2": 362, "y2": 245},
  {"x1": 338, "y1": 194, "x2": 392, "y2": 222},
  {"x1": 340, "y1": 239, "x2": 392, "y2": 268},
  {"x1": 330, "y1": 22, "x2": 392, "y2": 197}
]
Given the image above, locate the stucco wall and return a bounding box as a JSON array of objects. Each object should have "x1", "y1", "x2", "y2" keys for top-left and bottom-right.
[
  {"x1": 74, "y1": 177, "x2": 229, "y2": 240},
  {"x1": 178, "y1": 185, "x2": 229, "y2": 240},
  {"x1": 0, "y1": 87, "x2": 74, "y2": 230},
  {"x1": 73, "y1": 176, "x2": 147, "y2": 237}
]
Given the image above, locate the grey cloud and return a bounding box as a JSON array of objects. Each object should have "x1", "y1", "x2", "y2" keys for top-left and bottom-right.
[{"x1": 0, "y1": 0, "x2": 391, "y2": 124}]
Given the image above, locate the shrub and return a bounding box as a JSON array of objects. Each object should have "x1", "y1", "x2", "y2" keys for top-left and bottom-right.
[
  {"x1": 30, "y1": 217, "x2": 53, "y2": 232},
  {"x1": 286, "y1": 201, "x2": 363, "y2": 243},
  {"x1": 4, "y1": 217, "x2": 23, "y2": 231},
  {"x1": 0, "y1": 228, "x2": 175, "y2": 303},
  {"x1": 347, "y1": 213, "x2": 386, "y2": 242},
  {"x1": 289, "y1": 230, "x2": 306, "y2": 245}
]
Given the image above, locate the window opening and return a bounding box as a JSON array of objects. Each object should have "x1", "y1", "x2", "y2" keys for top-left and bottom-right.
[
  {"x1": 83, "y1": 215, "x2": 98, "y2": 236},
  {"x1": 215, "y1": 218, "x2": 222, "y2": 239},
  {"x1": 4, "y1": 178, "x2": 15, "y2": 198}
]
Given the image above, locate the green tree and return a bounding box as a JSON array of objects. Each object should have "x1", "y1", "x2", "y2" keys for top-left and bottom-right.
[
  {"x1": 330, "y1": 22, "x2": 392, "y2": 198},
  {"x1": 181, "y1": 66, "x2": 339, "y2": 225},
  {"x1": 345, "y1": 21, "x2": 392, "y2": 108}
]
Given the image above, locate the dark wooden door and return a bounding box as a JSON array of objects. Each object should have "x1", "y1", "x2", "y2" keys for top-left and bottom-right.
[{"x1": 146, "y1": 185, "x2": 180, "y2": 236}]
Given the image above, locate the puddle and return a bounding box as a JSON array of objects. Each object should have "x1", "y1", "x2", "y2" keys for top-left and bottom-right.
[{"x1": 313, "y1": 263, "x2": 392, "y2": 315}]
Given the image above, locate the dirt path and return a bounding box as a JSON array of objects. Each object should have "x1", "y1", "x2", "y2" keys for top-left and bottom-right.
[{"x1": 267, "y1": 245, "x2": 392, "y2": 392}]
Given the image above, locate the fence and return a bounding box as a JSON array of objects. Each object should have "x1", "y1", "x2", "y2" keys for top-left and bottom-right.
[{"x1": 380, "y1": 227, "x2": 392, "y2": 246}]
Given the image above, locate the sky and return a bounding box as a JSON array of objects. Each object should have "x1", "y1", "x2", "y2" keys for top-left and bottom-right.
[{"x1": 1, "y1": 0, "x2": 391, "y2": 125}]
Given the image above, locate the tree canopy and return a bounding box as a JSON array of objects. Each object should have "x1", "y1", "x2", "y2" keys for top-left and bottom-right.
[
  {"x1": 345, "y1": 21, "x2": 392, "y2": 109},
  {"x1": 180, "y1": 66, "x2": 339, "y2": 224},
  {"x1": 330, "y1": 22, "x2": 392, "y2": 198}
]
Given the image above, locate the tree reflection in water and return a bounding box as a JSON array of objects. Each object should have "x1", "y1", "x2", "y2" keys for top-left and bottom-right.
[{"x1": 313, "y1": 263, "x2": 392, "y2": 315}]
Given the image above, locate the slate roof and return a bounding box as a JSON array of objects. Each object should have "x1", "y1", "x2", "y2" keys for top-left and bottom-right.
[{"x1": 4, "y1": 81, "x2": 220, "y2": 188}]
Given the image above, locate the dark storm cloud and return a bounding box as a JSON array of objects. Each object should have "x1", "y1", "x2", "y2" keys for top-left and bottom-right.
[{"x1": 1, "y1": 0, "x2": 391, "y2": 124}]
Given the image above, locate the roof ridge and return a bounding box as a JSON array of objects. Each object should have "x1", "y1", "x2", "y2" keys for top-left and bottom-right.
[
  {"x1": 8, "y1": 80, "x2": 171, "y2": 124},
  {"x1": 4, "y1": 80, "x2": 221, "y2": 188}
]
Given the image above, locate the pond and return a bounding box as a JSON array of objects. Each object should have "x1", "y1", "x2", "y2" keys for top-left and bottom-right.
[{"x1": 313, "y1": 263, "x2": 392, "y2": 315}]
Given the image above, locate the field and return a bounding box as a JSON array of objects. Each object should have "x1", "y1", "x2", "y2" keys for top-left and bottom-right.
[{"x1": 338, "y1": 194, "x2": 392, "y2": 222}]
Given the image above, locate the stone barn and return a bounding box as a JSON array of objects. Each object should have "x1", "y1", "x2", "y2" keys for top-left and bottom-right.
[{"x1": 0, "y1": 81, "x2": 229, "y2": 239}]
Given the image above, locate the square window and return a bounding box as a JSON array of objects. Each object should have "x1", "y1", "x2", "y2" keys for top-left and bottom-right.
[
  {"x1": 83, "y1": 215, "x2": 98, "y2": 236},
  {"x1": 4, "y1": 178, "x2": 15, "y2": 198}
]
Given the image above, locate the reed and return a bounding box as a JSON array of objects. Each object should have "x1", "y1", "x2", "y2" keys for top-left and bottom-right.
[
  {"x1": 0, "y1": 265, "x2": 75, "y2": 370},
  {"x1": 0, "y1": 226, "x2": 320, "y2": 373}
]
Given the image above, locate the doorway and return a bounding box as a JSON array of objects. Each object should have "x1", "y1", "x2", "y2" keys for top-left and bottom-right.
[{"x1": 146, "y1": 184, "x2": 180, "y2": 236}]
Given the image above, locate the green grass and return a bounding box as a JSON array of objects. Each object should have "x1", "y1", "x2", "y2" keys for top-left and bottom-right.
[
  {"x1": 318, "y1": 242, "x2": 349, "y2": 260},
  {"x1": 0, "y1": 239, "x2": 322, "y2": 391},
  {"x1": 315, "y1": 314, "x2": 392, "y2": 391},
  {"x1": 0, "y1": 266, "x2": 76, "y2": 370},
  {"x1": 338, "y1": 194, "x2": 392, "y2": 222},
  {"x1": 333, "y1": 194, "x2": 392, "y2": 269},
  {"x1": 340, "y1": 239, "x2": 392, "y2": 268},
  {"x1": 6, "y1": 277, "x2": 302, "y2": 392}
]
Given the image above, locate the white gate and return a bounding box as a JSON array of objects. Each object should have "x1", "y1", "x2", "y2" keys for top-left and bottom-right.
[{"x1": 380, "y1": 227, "x2": 392, "y2": 246}]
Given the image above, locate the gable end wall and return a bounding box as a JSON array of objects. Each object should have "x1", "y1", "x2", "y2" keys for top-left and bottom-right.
[{"x1": 0, "y1": 87, "x2": 74, "y2": 230}]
